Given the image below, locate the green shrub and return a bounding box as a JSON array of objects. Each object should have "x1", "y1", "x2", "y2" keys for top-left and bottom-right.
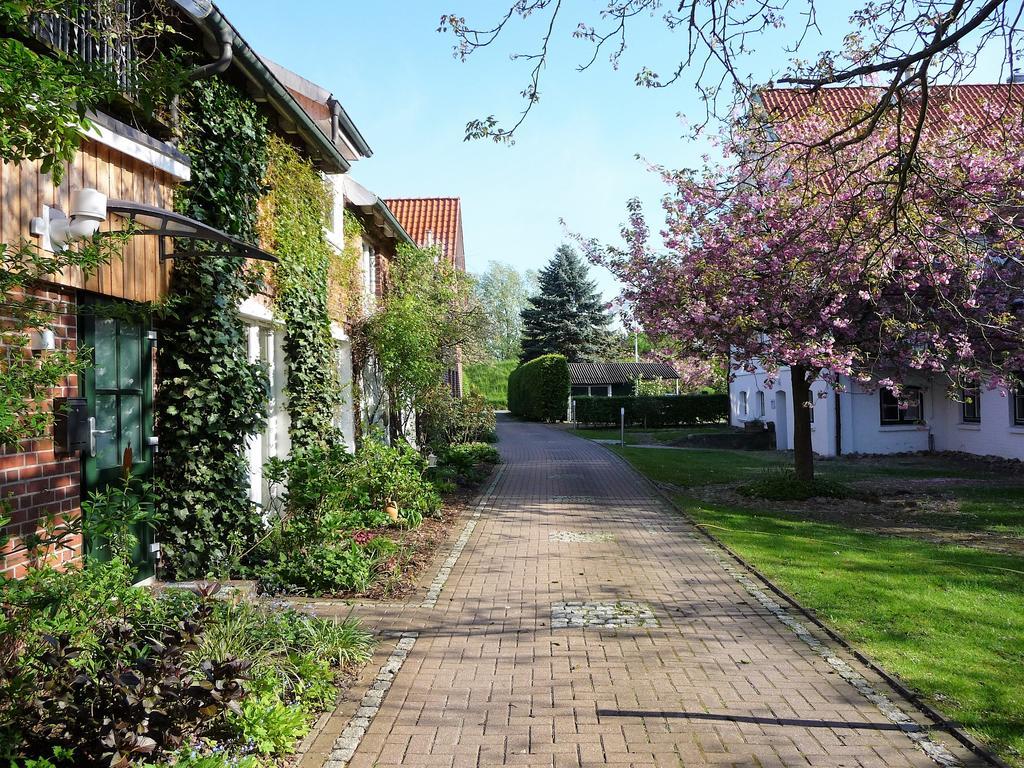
[
  {"x1": 339, "y1": 438, "x2": 440, "y2": 524},
  {"x1": 257, "y1": 540, "x2": 374, "y2": 596},
  {"x1": 737, "y1": 469, "x2": 853, "y2": 501},
  {"x1": 507, "y1": 354, "x2": 569, "y2": 421},
  {"x1": 421, "y1": 390, "x2": 497, "y2": 449},
  {"x1": 145, "y1": 751, "x2": 260, "y2": 768},
  {"x1": 227, "y1": 693, "x2": 308, "y2": 756},
  {"x1": 464, "y1": 359, "x2": 518, "y2": 409},
  {"x1": 1, "y1": 552, "x2": 374, "y2": 766},
  {"x1": 572, "y1": 393, "x2": 729, "y2": 427},
  {"x1": 431, "y1": 442, "x2": 500, "y2": 488}
]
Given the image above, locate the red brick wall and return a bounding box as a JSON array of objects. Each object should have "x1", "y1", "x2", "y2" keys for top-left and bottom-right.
[{"x1": 0, "y1": 285, "x2": 82, "y2": 578}]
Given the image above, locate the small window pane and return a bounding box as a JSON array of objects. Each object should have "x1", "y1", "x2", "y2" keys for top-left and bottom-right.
[
  {"x1": 120, "y1": 394, "x2": 142, "y2": 464},
  {"x1": 95, "y1": 394, "x2": 119, "y2": 468},
  {"x1": 118, "y1": 323, "x2": 142, "y2": 390},
  {"x1": 962, "y1": 384, "x2": 981, "y2": 423},
  {"x1": 94, "y1": 318, "x2": 117, "y2": 390}
]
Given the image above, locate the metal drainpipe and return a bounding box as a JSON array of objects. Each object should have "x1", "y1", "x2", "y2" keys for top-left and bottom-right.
[
  {"x1": 329, "y1": 98, "x2": 342, "y2": 145},
  {"x1": 170, "y1": 13, "x2": 234, "y2": 142}
]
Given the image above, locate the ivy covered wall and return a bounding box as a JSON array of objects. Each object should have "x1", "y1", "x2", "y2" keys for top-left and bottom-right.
[
  {"x1": 259, "y1": 135, "x2": 339, "y2": 452},
  {"x1": 156, "y1": 78, "x2": 270, "y2": 578}
]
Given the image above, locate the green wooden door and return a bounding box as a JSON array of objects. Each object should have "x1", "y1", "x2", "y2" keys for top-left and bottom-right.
[{"x1": 80, "y1": 297, "x2": 156, "y2": 580}]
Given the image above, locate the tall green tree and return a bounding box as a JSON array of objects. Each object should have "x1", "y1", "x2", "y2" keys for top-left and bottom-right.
[
  {"x1": 363, "y1": 244, "x2": 486, "y2": 443},
  {"x1": 520, "y1": 245, "x2": 611, "y2": 363},
  {"x1": 474, "y1": 261, "x2": 536, "y2": 361}
]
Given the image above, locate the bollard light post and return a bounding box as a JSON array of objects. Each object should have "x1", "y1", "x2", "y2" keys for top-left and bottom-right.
[{"x1": 620, "y1": 407, "x2": 625, "y2": 447}]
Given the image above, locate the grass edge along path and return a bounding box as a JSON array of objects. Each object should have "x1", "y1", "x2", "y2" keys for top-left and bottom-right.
[
  {"x1": 674, "y1": 496, "x2": 1024, "y2": 768},
  {"x1": 579, "y1": 437, "x2": 1024, "y2": 768}
]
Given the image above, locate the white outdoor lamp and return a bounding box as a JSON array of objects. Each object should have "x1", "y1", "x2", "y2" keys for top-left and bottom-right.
[{"x1": 31, "y1": 188, "x2": 108, "y2": 252}]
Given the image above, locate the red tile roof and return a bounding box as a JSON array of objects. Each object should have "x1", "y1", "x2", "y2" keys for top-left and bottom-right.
[
  {"x1": 758, "y1": 84, "x2": 1024, "y2": 139},
  {"x1": 383, "y1": 197, "x2": 465, "y2": 271}
]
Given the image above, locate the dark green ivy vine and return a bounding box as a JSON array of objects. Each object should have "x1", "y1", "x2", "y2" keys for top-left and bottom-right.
[
  {"x1": 260, "y1": 134, "x2": 339, "y2": 452},
  {"x1": 155, "y1": 78, "x2": 269, "y2": 578}
]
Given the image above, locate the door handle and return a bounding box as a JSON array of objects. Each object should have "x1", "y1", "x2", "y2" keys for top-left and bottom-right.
[{"x1": 88, "y1": 417, "x2": 112, "y2": 458}]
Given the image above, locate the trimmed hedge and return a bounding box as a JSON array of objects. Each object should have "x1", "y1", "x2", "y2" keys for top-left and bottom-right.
[
  {"x1": 507, "y1": 354, "x2": 570, "y2": 421},
  {"x1": 572, "y1": 393, "x2": 729, "y2": 427}
]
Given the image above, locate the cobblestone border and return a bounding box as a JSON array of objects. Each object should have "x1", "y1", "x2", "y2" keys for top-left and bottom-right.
[
  {"x1": 420, "y1": 463, "x2": 505, "y2": 609},
  {"x1": 702, "y1": 544, "x2": 961, "y2": 767},
  {"x1": 324, "y1": 632, "x2": 419, "y2": 768}
]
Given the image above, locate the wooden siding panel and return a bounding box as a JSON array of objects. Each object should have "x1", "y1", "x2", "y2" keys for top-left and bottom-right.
[{"x1": 1, "y1": 138, "x2": 179, "y2": 303}]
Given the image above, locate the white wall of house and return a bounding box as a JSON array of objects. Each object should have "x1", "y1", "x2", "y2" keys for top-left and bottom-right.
[
  {"x1": 729, "y1": 364, "x2": 834, "y2": 455},
  {"x1": 730, "y1": 362, "x2": 1024, "y2": 459},
  {"x1": 929, "y1": 381, "x2": 1024, "y2": 459},
  {"x1": 240, "y1": 296, "x2": 289, "y2": 509}
]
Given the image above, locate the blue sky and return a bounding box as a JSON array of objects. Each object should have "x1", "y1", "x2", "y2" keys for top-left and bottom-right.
[{"x1": 216, "y1": 1, "x2": 1011, "y2": 301}]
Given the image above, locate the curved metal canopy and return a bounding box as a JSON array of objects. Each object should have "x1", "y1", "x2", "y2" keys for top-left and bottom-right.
[{"x1": 106, "y1": 199, "x2": 277, "y2": 263}]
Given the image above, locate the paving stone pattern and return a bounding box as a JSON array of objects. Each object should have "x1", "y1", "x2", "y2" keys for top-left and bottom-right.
[
  {"x1": 549, "y1": 531, "x2": 615, "y2": 543},
  {"x1": 325, "y1": 419, "x2": 979, "y2": 768},
  {"x1": 551, "y1": 601, "x2": 659, "y2": 629}
]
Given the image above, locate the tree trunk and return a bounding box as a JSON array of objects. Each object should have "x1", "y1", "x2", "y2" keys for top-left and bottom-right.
[{"x1": 790, "y1": 364, "x2": 815, "y2": 482}]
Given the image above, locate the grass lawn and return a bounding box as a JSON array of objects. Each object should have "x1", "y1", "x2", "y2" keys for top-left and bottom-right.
[
  {"x1": 572, "y1": 433, "x2": 1024, "y2": 766},
  {"x1": 929, "y1": 486, "x2": 1024, "y2": 539},
  {"x1": 568, "y1": 425, "x2": 734, "y2": 446},
  {"x1": 603, "y1": 444, "x2": 1001, "y2": 486},
  {"x1": 678, "y1": 495, "x2": 1024, "y2": 767},
  {"x1": 464, "y1": 359, "x2": 517, "y2": 409}
]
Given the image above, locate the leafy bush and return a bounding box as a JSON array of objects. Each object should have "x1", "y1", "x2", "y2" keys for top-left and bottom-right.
[
  {"x1": 507, "y1": 354, "x2": 569, "y2": 421},
  {"x1": 257, "y1": 540, "x2": 374, "y2": 596},
  {"x1": 227, "y1": 693, "x2": 308, "y2": 756},
  {"x1": 6, "y1": 600, "x2": 249, "y2": 767},
  {"x1": 464, "y1": 359, "x2": 518, "y2": 409},
  {"x1": 337, "y1": 438, "x2": 440, "y2": 524},
  {"x1": 255, "y1": 437, "x2": 439, "y2": 596},
  {"x1": 2, "y1": 554, "x2": 374, "y2": 765},
  {"x1": 737, "y1": 470, "x2": 853, "y2": 501},
  {"x1": 431, "y1": 442, "x2": 501, "y2": 489},
  {"x1": 572, "y1": 393, "x2": 729, "y2": 427},
  {"x1": 421, "y1": 390, "x2": 497, "y2": 449}
]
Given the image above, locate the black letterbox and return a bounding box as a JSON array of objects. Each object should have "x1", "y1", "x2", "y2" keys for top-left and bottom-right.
[{"x1": 53, "y1": 397, "x2": 89, "y2": 453}]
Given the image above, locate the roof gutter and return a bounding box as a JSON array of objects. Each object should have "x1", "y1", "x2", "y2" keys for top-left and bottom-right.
[
  {"x1": 376, "y1": 201, "x2": 413, "y2": 245},
  {"x1": 198, "y1": 6, "x2": 350, "y2": 173},
  {"x1": 330, "y1": 97, "x2": 373, "y2": 158}
]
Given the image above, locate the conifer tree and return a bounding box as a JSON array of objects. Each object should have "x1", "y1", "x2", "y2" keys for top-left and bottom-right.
[{"x1": 520, "y1": 245, "x2": 611, "y2": 362}]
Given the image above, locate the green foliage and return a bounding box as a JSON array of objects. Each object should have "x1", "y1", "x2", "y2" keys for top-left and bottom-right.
[
  {"x1": 0, "y1": 2, "x2": 182, "y2": 182},
  {"x1": 341, "y1": 438, "x2": 440, "y2": 524},
  {"x1": 463, "y1": 358, "x2": 518, "y2": 409},
  {"x1": 431, "y1": 442, "x2": 500, "y2": 489},
  {"x1": 520, "y1": 245, "x2": 612, "y2": 363},
  {"x1": 737, "y1": 469, "x2": 854, "y2": 501},
  {"x1": 633, "y1": 377, "x2": 676, "y2": 397},
  {"x1": 421, "y1": 390, "x2": 497, "y2": 449},
  {"x1": 254, "y1": 439, "x2": 439, "y2": 595},
  {"x1": 363, "y1": 243, "x2": 486, "y2": 440},
  {"x1": 507, "y1": 354, "x2": 569, "y2": 421},
  {"x1": 80, "y1": 469, "x2": 160, "y2": 562},
  {"x1": 257, "y1": 539, "x2": 374, "y2": 597},
  {"x1": 156, "y1": 78, "x2": 270, "y2": 578},
  {"x1": 261, "y1": 135, "x2": 339, "y2": 451},
  {"x1": 227, "y1": 693, "x2": 308, "y2": 756},
  {"x1": 572, "y1": 393, "x2": 729, "y2": 427},
  {"x1": 0, "y1": 562, "x2": 247, "y2": 766},
  {"x1": 2, "y1": 552, "x2": 373, "y2": 765},
  {"x1": 0, "y1": 235, "x2": 129, "y2": 449},
  {"x1": 144, "y1": 751, "x2": 260, "y2": 768},
  {"x1": 473, "y1": 261, "x2": 537, "y2": 359}
]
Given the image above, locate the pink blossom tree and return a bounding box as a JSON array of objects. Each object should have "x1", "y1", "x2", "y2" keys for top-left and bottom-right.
[{"x1": 588, "y1": 88, "x2": 1024, "y2": 481}]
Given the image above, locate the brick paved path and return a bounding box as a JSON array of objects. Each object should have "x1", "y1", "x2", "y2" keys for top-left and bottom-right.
[{"x1": 320, "y1": 418, "x2": 977, "y2": 768}]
